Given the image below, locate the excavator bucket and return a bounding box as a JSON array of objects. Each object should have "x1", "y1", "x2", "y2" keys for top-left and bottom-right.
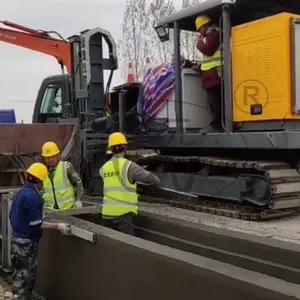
[{"x1": 0, "y1": 123, "x2": 81, "y2": 188}]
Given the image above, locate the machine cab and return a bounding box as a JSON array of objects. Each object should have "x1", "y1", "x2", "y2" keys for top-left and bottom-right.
[
  {"x1": 32, "y1": 27, "x2": 118, "y2": 124},
  {"x1": 155, "y1": 0, "x2": 300, "y2": 133},
  {"x1": 32, "y1": 75, "x2": 72, "y2": 123}
]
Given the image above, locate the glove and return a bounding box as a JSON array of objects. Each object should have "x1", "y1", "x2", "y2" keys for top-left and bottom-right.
[
  {"x1": 74, "y1": 201, "x2": 83, "y2": 208},
  {"x1": 57, "y1": 223, "x2": 71, "y2": 235}
]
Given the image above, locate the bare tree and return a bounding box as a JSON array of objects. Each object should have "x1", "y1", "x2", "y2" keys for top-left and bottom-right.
[
  {"x1": 118, "y1": 0, "x2": 150, "y2": 80},
  {"x1": 117, "y1": 39, "x2": 128, "y2": 80},
  {"x1": 118, "y1": 0, "x2": 204, "y2": 81},
  {"x1": 180, "y1": 0, "x2": 202, "y2": 61},
  {"x1": 146, "y1": 0, "x2": 175, "y2": 64}
]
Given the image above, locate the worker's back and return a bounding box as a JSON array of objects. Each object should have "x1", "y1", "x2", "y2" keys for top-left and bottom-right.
[
  {"x1": 101, "y1": 156, "x2": 138, "y2": 216},
  {"x1": 10, "y1": 184, "x2": 43, "y2": 241}
]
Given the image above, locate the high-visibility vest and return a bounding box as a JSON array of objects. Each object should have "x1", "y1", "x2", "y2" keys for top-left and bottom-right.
[
  {"x1": 43, "y1": 161, "x2": 75, "y2": 210},
  {"x1": 200, "y1": 25, "x2": 222, "y2": 72},
  {"x1": 100, "y1": 157, "x2": 138, "y2": 217}
]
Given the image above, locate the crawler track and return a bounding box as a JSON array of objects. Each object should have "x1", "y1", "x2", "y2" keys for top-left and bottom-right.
[
  {"x1": 137, "y1": 155, "x2": 300, "y2": 220},
  {"x1": 138, "y1": 192, "x2": 297, "y2": 220}
]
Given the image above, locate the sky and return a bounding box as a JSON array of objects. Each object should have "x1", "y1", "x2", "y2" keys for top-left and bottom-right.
[{"x1": 0, "y1": 0, "x2": 186, "y2": 122}]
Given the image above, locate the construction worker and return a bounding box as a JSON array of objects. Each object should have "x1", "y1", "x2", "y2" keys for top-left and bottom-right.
[
  {"x1": 100, "y1": 132, "x2": 161, "y2": 235},
  {"x1": 195, "y1": 15, "x2": 223, "y2": 133},
  {"x1": 41, "y1": 141, "x2": 83, "y2": 210},
  {"x1": 10, "y1": 162, "x2": 70, "y2": 300}
]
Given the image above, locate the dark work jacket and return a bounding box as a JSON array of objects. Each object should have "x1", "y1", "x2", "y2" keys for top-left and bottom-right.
[{"x1": 10, "y1": 183, "x2": 43, "y2": 242}]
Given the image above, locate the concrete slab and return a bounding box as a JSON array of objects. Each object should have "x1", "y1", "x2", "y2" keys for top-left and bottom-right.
[
  {"x1": 83, "y1": 195, "x2": 300, "y2": 245},
  {"x1": 140, "y1": 205, "x2": 300, "y2": 244},
  {"x1": 78, "y1": 211, "x2": 300, "y2": 284},
  {"x1": 35, "y1": 216, "x2": 300, "y2": 300}
]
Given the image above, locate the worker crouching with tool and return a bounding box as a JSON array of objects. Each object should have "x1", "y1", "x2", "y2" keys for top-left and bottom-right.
[
  {"x1": 41, "y1": 141, "x2": 84, "y2": 210},
  {"x1": 100, "y1": 132, "x2": 161, "y2": 235},
  {"x1": 9, "y1": 162, "x2": 71, "y2": 300}
]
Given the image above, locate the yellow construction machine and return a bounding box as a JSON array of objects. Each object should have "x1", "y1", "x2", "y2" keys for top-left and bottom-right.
[{"x1": 125, "y1": 0, "x2": 300, "y2": 220}]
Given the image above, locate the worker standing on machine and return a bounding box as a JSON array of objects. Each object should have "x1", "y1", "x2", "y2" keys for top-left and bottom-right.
[
  {"x1": 195, "y1": 15, "x2": 222, "y2": 133},
  {"x1": 100, "y1": 132, "x2": 161, "y2": 235},
  {"x1": 41, "y1": 141, "x2": 84, "y2": 210},
  {"x1": 10, "y1": 162, "x2": 70, "y2": 300}
]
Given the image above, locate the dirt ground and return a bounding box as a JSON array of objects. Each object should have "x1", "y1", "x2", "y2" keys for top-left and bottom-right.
[{"x1": 0, "y1": 275, "x2": 14, "y2": 299}]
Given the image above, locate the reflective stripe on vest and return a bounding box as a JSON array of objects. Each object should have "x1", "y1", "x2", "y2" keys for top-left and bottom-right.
[
  {"x1": 43, "y1": 161, "x2": 75, "y2": 210},
  {"x1": 200, "y1": 25, "x2": 222, "y2": 72},
  {"x1": 100, "y1": 157, "x2": 138, "y2": 217}
]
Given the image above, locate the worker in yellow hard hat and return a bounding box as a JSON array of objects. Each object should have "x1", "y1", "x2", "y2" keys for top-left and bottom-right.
[
  {"x1": 195, "y1": 15, "x2": 222, "y2": 133},
  {"x1": 100, "y1": 132, "x2": 161, "y2": 235},
  {"x1": 9, "y1": 162, "x2": 70, "y2": 299},
  {"x1": 41, "y1": 141, "x2": 84, "y2": 210}
]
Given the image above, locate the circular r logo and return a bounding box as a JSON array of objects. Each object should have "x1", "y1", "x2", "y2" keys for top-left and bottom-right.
[{"x1": 234, "y1": 80, "x2": 269, "y2": 114}]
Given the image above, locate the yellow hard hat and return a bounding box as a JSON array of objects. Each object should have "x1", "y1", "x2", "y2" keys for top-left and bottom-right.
[
  {"x1": 26, "y1": 162, "x2": 48, "y2": 182},
  {"x1": 42, "y1": 141, "x2": 60, "y2": 157},
  {"x1": 108, "y1": 132, "x2": 127, "y2": 148},
  {"x1": 195, "y1": 15, "x2": 211, "y2": 31}
]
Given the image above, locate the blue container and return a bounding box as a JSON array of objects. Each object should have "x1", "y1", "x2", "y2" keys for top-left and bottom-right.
[{"x1": 0, "y1": 109, "x2": 16, "y2": 123}]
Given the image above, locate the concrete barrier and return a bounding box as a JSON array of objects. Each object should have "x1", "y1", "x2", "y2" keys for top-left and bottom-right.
[
  {"x1": 35, "y1": 216, "x2": 300, "y2": 300},
  {"x1": 133, "y1": 211, "x2": 300, "y2": 284}
]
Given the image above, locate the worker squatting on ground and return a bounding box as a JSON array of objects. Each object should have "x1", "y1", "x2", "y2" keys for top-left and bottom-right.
[
  {"x1": 41, "y1": 141, "x2": 84, "y2": 210},
  {"x1": 100, "y1": 132, "x2": 161, "y2": 235},
  {"x1": 9, "y1": 162, "x2": 71, "y2": 300},
  {"x1": 195, "y1": 15, "x2": 222, "y2": 133}
]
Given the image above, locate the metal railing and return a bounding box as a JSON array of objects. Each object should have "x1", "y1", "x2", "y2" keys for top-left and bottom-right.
[{"x1": 0, "y1": 188, "x2": 20, "y2": 271}]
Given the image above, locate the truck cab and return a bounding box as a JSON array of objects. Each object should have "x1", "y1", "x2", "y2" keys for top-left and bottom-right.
[
  {"x1": 32, "y1": 27, "x2": 118, "y2": 124},
  {"x1": 32, "y1": 75, "x2": 71, "y2": 123}
]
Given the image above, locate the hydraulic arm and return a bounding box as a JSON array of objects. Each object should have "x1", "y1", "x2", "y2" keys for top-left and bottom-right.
[{"x1": 0, "y1": 20, "x2": 71, "y2": 73}]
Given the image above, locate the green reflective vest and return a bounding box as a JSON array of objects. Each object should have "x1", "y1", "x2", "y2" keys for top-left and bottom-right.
[
  {"x1": 200, "y1": 25, "x2": 222, "y2": 72},
  {"x1": 43, "y1": 161, "x2": 75, "y2": 210},
  {"x1": 100, "y1": 157, "x2": 138, "y2": 217}
]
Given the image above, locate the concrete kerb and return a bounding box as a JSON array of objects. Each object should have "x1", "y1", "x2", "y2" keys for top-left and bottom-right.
[
  {"x1": 36, "y1": 215, "x2": 300, "y2": 299},
  {"x1": 4, "y1": 188, "x2": 300, "y2": 298},
  {"x1": 137, "y1": 210, "x2": 300, "y2": 254},
  {"x1": 134, "y1": 211, "x2": 300, "y2": 283}
]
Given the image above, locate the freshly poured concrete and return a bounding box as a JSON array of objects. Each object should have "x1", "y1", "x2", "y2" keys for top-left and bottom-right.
[
  {"x1": 140, "y1": 206, "x2": 300, "y2": 244},
  {"x1": 81, "y1": 197, "x2": 300, "y2": 244},
  {"x1": 35, "y1": 216, "x2": 300, "y2": 300}
]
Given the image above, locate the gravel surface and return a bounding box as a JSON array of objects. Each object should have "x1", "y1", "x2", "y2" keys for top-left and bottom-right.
[
  {"x1": 0, "y1": 276, "x2": 15, "y2": 299},
  {"x1": 0, "y1": 273, "x2": 46, "y2": 300},
  {"x1": 140, "y1": 205, "x2": 300, "y2": 244}
]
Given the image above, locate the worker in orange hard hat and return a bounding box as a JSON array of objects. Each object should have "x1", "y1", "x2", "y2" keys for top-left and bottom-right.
[
  {"x1": 195, "y1": 15, "x2": 222, "y2": 133},
  {"x1": 10, "y1": 162, "x2": 70, "y2": 299},
  {"x1": 41, "y1": 141, "x2": 83, "y2": 210},
  {"x1": 100, "y1": 132, "x2": 160, "y2": 235}
]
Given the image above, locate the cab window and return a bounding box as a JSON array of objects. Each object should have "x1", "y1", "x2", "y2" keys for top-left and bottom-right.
[{"x1": 40, "y1": 84, "x2": 62, "y2": 114}]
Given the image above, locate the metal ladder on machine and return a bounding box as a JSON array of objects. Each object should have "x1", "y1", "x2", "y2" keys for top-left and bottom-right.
[
  {"x1": 69, "y1": 26, "x2": 118, "y2": 120},
  {"x1": 0, "y1": 190, "x2": 96, "y2": 272}
]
